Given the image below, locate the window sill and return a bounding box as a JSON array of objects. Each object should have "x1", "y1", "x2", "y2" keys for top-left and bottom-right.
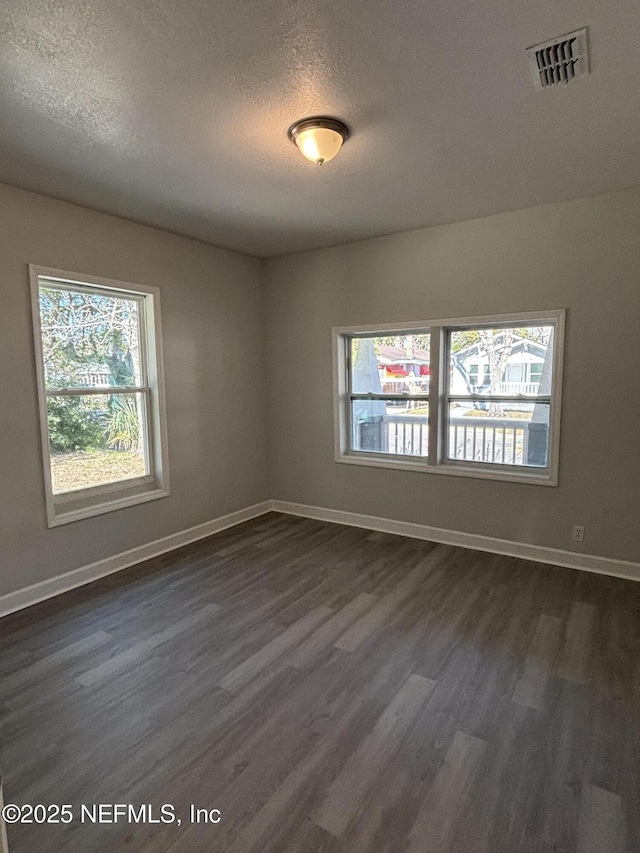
[
  {"x1": 336, "y1": 452, "x2": 557, "y2": 487},
  {"x1": 48, "y1": 482, "x2": 170, "y2": 527}
]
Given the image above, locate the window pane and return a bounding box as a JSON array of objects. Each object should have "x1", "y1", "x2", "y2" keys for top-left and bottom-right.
[
  {"x1": 351, "y1": 334, "x2": 430, "y2": 396},
  {"x1": 39, "y1": 285, "x2": 143, "y2": 389},
  {"x1": 447, "y1": 401, "x2": 550, "y2": 467},
  {"x1": 450, "y1": 325, "x2": 554, "y2": 397},
  {"x1": 47, "y1": 393, "x2": 148, "y2": 493},
  {"x1": 351, "y1": 401, "x2": 429, "y2": 457}
]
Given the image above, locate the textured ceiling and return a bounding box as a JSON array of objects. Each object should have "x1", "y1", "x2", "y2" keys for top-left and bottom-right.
[{"x1": 1, "y1": 0, "x2": 640, "y2": 257}]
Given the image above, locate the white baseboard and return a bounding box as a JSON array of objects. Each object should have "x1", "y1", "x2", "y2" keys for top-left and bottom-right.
[
  {"x1": 2, "y1": 497, "x2": 638, "y2": 620},
  {"x1": 0, "y1": 501, "x2": 272, "y2": 619},
  {"x1": 271, "y1": 500, "x2": 640, "y2": 583}
]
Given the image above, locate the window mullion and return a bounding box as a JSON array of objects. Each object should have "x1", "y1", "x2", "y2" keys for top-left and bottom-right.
[
  {"x1": 138, "y1": 294, "x2": 150, "y2": 387},
  {"x1": 141, "y1": 387, "x2": 152, "y2": 477},
  {"x1": 447, "y1": 394, "x2": 552, "y2": 404},
  {"x1": 345, "y1": 336, "x2": 353, "y2": 451},
  {"x1": 349, "y1": 394, "x2": 430, "y2": 402},
  {"x1": 428, "y1": 325, "x2": 442, "y2": 467},
  {"x1": 45, "y1": 386, "x2": 148, "y2": 397}
]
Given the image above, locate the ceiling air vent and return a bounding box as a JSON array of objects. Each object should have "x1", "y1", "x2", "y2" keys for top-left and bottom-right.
[{"x1": 526, "y1": 28, "x2": 589, "y2": 91}]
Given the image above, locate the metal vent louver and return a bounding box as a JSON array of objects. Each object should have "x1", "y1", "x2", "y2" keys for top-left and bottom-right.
[{"x1": 526, "y1": 28, "x2": 589, "y2": 90}]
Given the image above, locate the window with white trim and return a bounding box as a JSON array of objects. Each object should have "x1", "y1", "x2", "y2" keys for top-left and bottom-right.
[
  {"x1": 30, "y1": 266, "x2": 170, "y2": 526},
  {"x1": 334, "y1": 310, "x2": 565, "y2": 485}
]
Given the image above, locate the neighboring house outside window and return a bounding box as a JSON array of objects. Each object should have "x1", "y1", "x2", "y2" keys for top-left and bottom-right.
[
  {"x1": 29, "y1": 266, "x2": 170, "y2": 526},
  {"x1": 333, "y1": 310, "x2": 565, "y2": 486}
]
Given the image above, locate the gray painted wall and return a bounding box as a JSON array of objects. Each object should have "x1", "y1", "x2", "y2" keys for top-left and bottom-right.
[
  {"x1": 0, "y1": 184, "x2": 269, "y2": 597},
  {"x1": 2, "y1": 184, "x2": 638, "y2": 602},
  {"x1": 265, "y1": 189, "x2": 640, "y2": 564}
]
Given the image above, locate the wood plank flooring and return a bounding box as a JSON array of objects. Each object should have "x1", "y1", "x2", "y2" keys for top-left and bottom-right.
[{"x1": 0, "y1": 512, "x2": 639, "y2": 852}]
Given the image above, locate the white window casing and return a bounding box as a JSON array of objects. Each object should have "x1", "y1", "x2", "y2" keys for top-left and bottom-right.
[
  {"x1": 29, "y1": 265, "x2": 170, "y2": 526},
  {"x1": 334, "y1": 310, "x2": 565, "y2": 486}
]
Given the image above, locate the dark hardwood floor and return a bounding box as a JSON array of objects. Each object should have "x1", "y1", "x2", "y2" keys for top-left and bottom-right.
[{"x1": 1, "y1": 512, "x2": 639, "y2": 852}]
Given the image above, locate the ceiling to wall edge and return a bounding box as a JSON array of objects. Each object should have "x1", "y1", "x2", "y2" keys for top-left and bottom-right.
[{"x1": 2, "y1": 178, "x2": 640, "y2": 262}]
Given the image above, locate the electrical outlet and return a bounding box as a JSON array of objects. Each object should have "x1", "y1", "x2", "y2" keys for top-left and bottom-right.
[{"x1": 572, "y1": 525, "x2": 585, "y2": 543}]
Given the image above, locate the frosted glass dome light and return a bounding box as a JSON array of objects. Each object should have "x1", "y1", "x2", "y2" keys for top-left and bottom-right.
[{"x1": 288, "y1": 117, "x2": 350, "y2": 165}]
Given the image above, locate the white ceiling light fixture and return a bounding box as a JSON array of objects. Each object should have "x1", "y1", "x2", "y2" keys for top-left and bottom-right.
[{"x1": 288, "y1": 116, "x2": 350, "y2": 165}]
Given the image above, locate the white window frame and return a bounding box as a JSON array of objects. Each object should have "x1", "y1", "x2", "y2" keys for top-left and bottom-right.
[
  {"x1": 333, "y1": 309, "x2": 565, "y2": 486},
  {"x1": 29, "y1": 265, "x2": 170, "y2": 526}
]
